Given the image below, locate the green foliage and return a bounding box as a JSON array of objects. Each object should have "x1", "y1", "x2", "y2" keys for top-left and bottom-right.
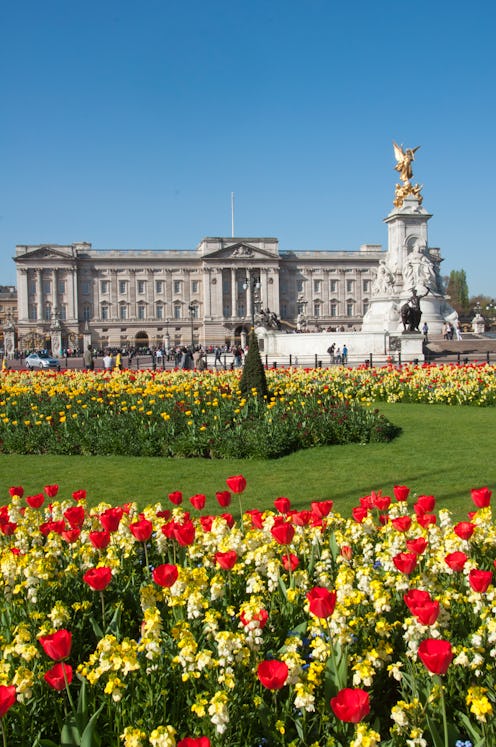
[
  {"x1": 239, "y1": 329, "x2": 269, "y2": 399},
  {"x1": 446, "y1": 269, "x2": 469, "y2": 312}
]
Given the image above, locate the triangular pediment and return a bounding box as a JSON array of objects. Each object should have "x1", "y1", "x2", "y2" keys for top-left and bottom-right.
[
  {"x1": 199, "y1": 238, "x2": 279, "y2": 261},
  {"x1": 15, "y1": 245, "x2": 76, "y2": 262}
]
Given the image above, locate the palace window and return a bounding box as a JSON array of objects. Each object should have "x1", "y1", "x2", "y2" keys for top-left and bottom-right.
[
  {"x1": 330, "y1": 279, "x2": 337, "y2": 293},
  {"x1": 191, "y1": 280, "x2": 199, "y2": 294},
  {"x1": 330, "y1": 303, "x2": 337, "y2": 317},
  {"x1": 82, "y1": 305, "x2": 91, "y2": 321},
  {"x1": 44, "y1": 304, "x2": 52, "y2": 321},
  {"x1": 297, "y1": 278, "x2": 304, "y2": 293},
  {"x1": 156, "y1": 303, "x2": 164, "y2": 319},
  {"x1": 59, "y1": 305, "x2": 67, "y2": 321},
  {"x1": 138, "y1": 304, "x2": 146, "y2": 320},
  {"x1": 173, "y1": 304, "x2": 181, "y2": 319},
  {"x1": 119, "y1": 280, "x2": 127, "y2": 295},
  {"x1": 314, "y1": 303, "x2": 321, "y2": 317},
  {"x1": 346, "y1": 279, "x2": 354, "y2": 293},
  {"x1": 101, "y1": 304, "x2": 109, "y2": 320},
  {"x1": 363, "y1": 279, "x2": 370, "y2": 293},
  {"x1": 29, "y1": 305, "x2": 37, "y2": 321},
  {"x1": 137, "y1": 280, "x2": 146, "y2": 294},
  {"x1": 120, "y1": 304, "x2": 128, "y2": 320},
  {"x1": 297, "y1": 302, "x2": 306, "y2": 315},
  {"x1": 81, "y1": 281, "x2": 90, "y2": 295},
  {"x1": 346, "y1": 301, "x2": 354, "y2": 317},
  {"x1": 43, "y1": 280, "x2": 51, "y2": 294},
  {"x1": 313, "y1": 279, "x2": 321, "y2": 294},
  {"x1": 101, "y1": 280, "x2": 109, "y2": 294},
  {"x1": 155, "y1": 280, "x2": 164, "y2": 294},
  {"x1": 58, "y1": 280, "x2": 66, "y2": 294},
  {"x1": 173, "y1": 280, "x2": 181, "y2": 294}
]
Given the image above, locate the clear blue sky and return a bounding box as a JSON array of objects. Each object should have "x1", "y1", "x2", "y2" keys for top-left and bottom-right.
[{"x1": 1, "y1": 0, "x2": 495, "y2": 297}]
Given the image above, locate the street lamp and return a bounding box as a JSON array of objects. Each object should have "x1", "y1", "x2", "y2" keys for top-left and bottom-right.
[
  {"x1": 243, "y1": 275, "x2": 261, "y2": 328},
  {"x1": 188, "y1": 303, "x2": 195, "y2": 349}
]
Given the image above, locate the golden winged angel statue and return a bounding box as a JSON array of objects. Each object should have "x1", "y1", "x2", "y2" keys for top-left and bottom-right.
[{"x1": 393, "y1": 142, "x2": 420, "y2": 184}]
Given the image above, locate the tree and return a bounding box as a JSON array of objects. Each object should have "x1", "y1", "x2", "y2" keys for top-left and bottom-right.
[
  {"x1": 239, "y1": 329, "x2": 269, "y2": 400},
  {"x1": 446, "y1": 270, "x2": 469, "y2": 314}
]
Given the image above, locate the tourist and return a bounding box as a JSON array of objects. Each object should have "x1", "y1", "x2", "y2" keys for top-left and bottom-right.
[
  {"x1": 103, "y1": 350, "x2": 113, "y2": 370},
  {"x1": 342, "y1": 344, "x2": 348, "y2": 364},
  {"x1": 83, "y1": 345, "x2": 94, "y2": 370}
]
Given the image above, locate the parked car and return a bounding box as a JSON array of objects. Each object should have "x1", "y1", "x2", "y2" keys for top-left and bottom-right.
[{"x1": 25, "y1": 353, "x2": 61, "y2": 370}]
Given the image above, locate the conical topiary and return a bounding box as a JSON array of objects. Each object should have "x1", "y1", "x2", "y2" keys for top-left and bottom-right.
[{"x1": 239, "y1": 329, "x2": 269, "y2": 400}]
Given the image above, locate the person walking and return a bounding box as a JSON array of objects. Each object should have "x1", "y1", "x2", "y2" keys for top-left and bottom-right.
[
  {"x1": 342, "y1": 344, "x2": 348, "y2": 365},
  {"x1": 83, "y1": 345, "x2": 94, "y2": 370},
  {"x1": 103, "y1": 350, "x2": 113, "y2": 371}
]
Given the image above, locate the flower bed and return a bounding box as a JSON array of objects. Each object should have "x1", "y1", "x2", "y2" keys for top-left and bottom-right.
[
  {"x1": 0, "y1": 478, "x2": 495, "y2": 746},
  {"x1": 0, "y1": 368, "x2": 401, "y2": 458}
]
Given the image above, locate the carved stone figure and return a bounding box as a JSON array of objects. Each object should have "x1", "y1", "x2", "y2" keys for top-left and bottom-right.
[
  {"x1": 372, "y1": 260, "x2": 395, "y2": 296},
  {"x1": 403, "y1": 242, "x2": 438, "y2": 293}
]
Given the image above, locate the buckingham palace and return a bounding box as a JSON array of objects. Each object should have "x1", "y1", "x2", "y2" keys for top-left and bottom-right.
[{"x1": 14, "y1": 236, "x2": 384, "y2": 353}]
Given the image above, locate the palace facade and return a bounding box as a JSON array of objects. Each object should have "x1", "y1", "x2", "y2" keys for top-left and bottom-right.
[{"x1": 14, "y1": 237, "x2": 384, "y2": 352}]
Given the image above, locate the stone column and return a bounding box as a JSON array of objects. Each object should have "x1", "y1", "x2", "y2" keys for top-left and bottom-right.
[
  {"x1": 52, "y1": 269, "x2": 58, "y2": 313},
  {"x1": 17, "y1": 269, "x2": 29, "y2": 321},
  {"x1": 129, "y1": 269, "x2": 137, "y2": 319},
  {"x1": 231, "y1": 268, "x2": 236, "y2": 318},
  {"x1": 67, "y1": 267, "x2": 77, "y2": 321},
  {"x1": 111, "y1": 270, "x2": 118, "y2": 320},
  {"x1": 36, "y1": 270, "x2": 43, "y2": 321}
]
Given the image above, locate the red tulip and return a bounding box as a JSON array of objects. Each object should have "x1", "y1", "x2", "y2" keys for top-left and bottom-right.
[
  {"x1": 406, "y1": 537, "x2": 428, "y2": 555},
  {"x1": 404, "y1": 589, "x2": 431, "y2": 614},
  {"x1": 221, "y1": 513, "x2": 235, "y2": 528},
  {"x1": 246, "y1": 509, "x2": 264, "y2": 529},
  {"x1": 469, "y1": 569, "x2": 492, "y2": 593},
  {"x1": 8, "y1": 486, "x2": 24, "y2": 498},
  {"x1": 44, "y1": 484, "x2": 59, "y2": 498},
  {"x1": 414, "y1": 495, "x2": 436, "y2": 514},
  {"x1": 340, "y1": 545, "x2": 353, "y2": 560},
  {"x1": 39, "y1": 629, "x2": 72, "y2": 661},
  {"x1": 89, "y1": 530, "x2": 111, "y2": 549},
  {"x1": 64, "y1": 505, "x2": 85, "y2": 529},
  {"x1": 257, "y1": 659, "x2": 288, "y2": 690},
  {"x1": 26, "y1": 494, "x2": 44, "y2": 509},
  {"x1": 373, "y1": 495, "x2": 391, "y2": 511},
  {"x1": 129, "y1": 517, "x2": 153, "y2": 542},
  {"x1": 71, "y1": 489, "x2": 86, "y2": 502},
  {"x1": 291, "y1": 510, "x2": 312, "y2": 526},
  {"x1": 214, "y1": 550, "x2": 237, "y2": 570},
  {"x1": 177, "y1": 737, "x2": 210, "y2": 747},
  {"x1": 311, "y1": 499, "x2": 334, "y2": 518},
  {"x1": 391, "y1": 516, "x2": 412, "y2": 532},
  {"x1": 190, "y1": 494, "x2": 206, "y2": 511},
  {"x1": 168, "y1": 491, "x2": 183, "y2": 506},
  {"x1": 414, "y1": 601, "x2": 440, "y2": 626},
  {"x1": 445, "y1": 551, "x2": 468, "y2": 571},
  {"x1": 393, "y1": 552, "x2": 418, "y2": 575},
  {"x1": 352, "y1": 506, "x2": 368, "y2": 523},
  {"x1": 274, "y1": 496, "x2": 291, "y2": 514},
  {"x1": 359, "y1": 494, "x2": 374, "y2": 509},
  {"x1": 0, "y1": 685, "x2": 16, "y2": 718},
  {"x1": 471, "y1": 486, "x2": 492, "y2": 508},
  {"x1": 417, "y1": 638, "x2": 453, "y2": 674},
  {"x1": 44, "y1": 662, "x2": 73, "y2": 690},
  {"x1": 282, "y1": 553, "x2": 299, "y2": 571},
  {"x1": 62, "y1": 529, "x2": 81, "y2": 544},
  {"x1": 330, "y1": 687, "x2": 370, "y2": 723},
  {"x1": 0, "y1": 522, "x2": 17, "y2": 536},
  {"x1": 240, "y1": 609, "x2": 268, "y2": 629},
  {"x1": 270, "y1": 522, "x2": 295, "y2": 546},
  {"x1": 226, "y1": 475, "x2": 247, "y2": 494},
  {"x1": 173, "y1": 520, "x2": 195, "y2": 546},
  {"x1": 200, "y1": 516, "x2": 214, "y2": 532},
  {"x1": 99, "y1": 507, "x2": 123, "y2": 532},
  {"x1": 393, "y1": 485, "x2": 410, "y2": 502},
  {"x1": 83, "y1": 566, "x2": 112, "y2": 591},
  {"x1": 307, "y1": 587, "x2": 337, "y2": 618},
  {"x1": 39, "y1": 520, "x2": 65, "y2": 536},
  {"x1": 454, "y1": 522, "x2": 475, "y2": 540},
  {"x1": 152, "y1": 563, "x2": 179, "y2": 587},
  {"x1": 215, "y1": 491, "x2": 231, "y2": 508},
  {"x1": 416, "y1": 513, "x2": 437, "y2": 528}
]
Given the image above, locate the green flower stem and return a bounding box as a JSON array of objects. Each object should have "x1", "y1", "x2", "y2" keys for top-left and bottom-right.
[
  {"x1": 1, "y1": 718, "x2": 7, "y2": 747},
  {"x1": 438, "y1": 678, "x2": 449, "y2": 747},
  {"x1": 100, "y1": 590, "x2": 106, "y2": 629},
  {"x1": 63, "y1": 663, "x2": 76, "y2": 713}
]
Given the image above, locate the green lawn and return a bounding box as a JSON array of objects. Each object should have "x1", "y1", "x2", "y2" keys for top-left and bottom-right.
[{"x1": 1, "y1": 402, "x2": 494, "y2": 519}]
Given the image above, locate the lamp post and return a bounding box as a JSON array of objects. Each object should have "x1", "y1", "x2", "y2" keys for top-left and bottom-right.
[
  {"x1": 188, "y1": 303, "x2": 195, "y2": 349},
  {"x1": 243, "y1": 275, "x2": 261, "y2": 329}
]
